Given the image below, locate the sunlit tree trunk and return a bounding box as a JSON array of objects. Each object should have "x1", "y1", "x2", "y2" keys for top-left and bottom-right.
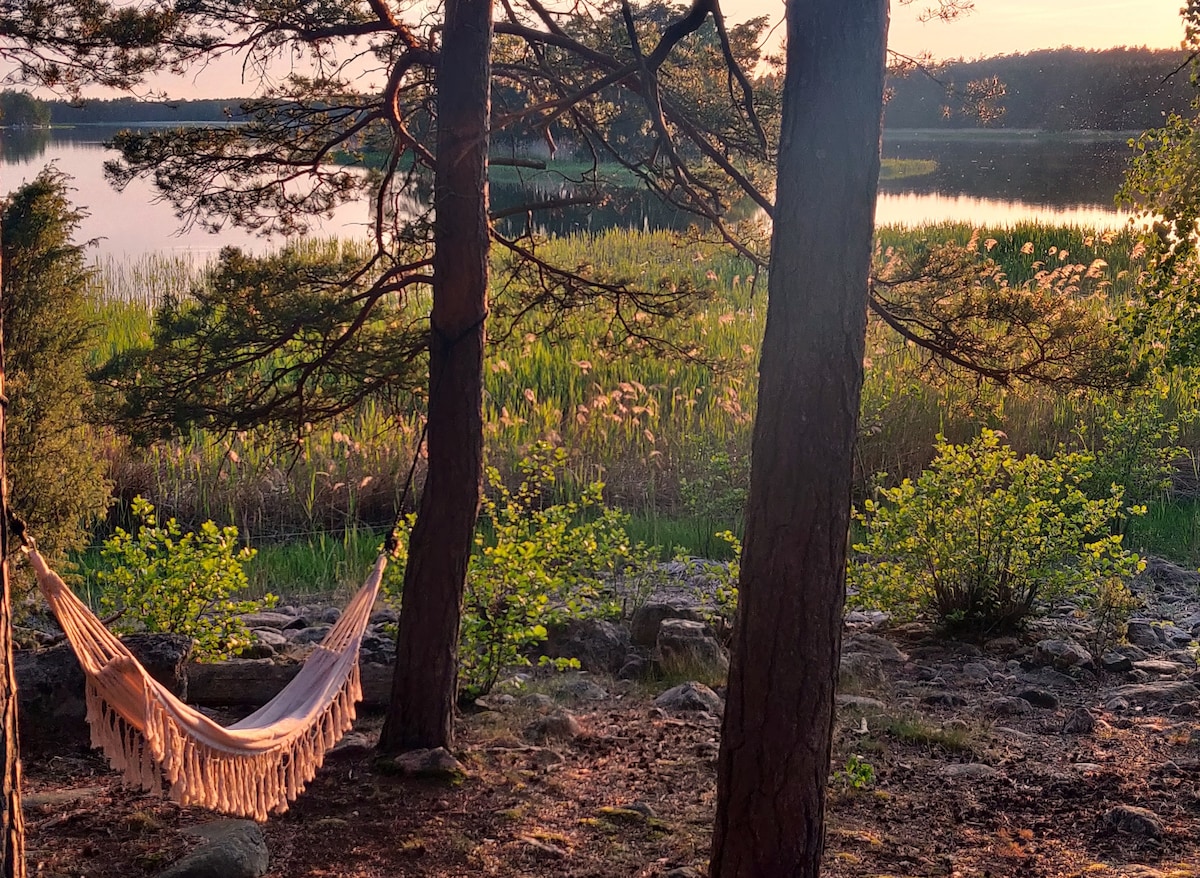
[
  {"x1": 379, "y1": 0, "x2": 493, "y2": 752},
  {"x1": 0, "y1": 207, "x2": 29, "y2": 878},
  {"x1": 710, "y1": 2, "x2": 889, "y2": 876}
]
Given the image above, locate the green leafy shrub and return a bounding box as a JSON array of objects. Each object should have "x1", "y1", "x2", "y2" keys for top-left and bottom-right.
[
  {"x1": 97, "y1": 497, "x2": 274, "y2": 661},
  {"x1": 848, "y1": 430, "x2": 1145, "y2": 634},
  {"x1": 673, "y1": 529, "x2": 741, "y2": 643},
  {"x1": 385, "y1": 442, "x2": 656, "y2": 698}
]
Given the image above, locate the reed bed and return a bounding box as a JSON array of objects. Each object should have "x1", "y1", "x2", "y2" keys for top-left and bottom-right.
[{"x1": 85, "y1": 221, "x2": 1173, "y2": 562}]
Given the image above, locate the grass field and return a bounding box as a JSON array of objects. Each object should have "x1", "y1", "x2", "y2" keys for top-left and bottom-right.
[{"x1": 81, "y1": 218, "x2": 1200, "y2": 589}]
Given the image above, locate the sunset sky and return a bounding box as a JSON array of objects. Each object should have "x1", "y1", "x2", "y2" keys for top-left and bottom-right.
[{"x1": 4, "y1": 0, "x2": 1188, "y2": 98}]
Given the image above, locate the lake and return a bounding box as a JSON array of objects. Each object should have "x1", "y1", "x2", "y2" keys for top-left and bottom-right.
[{"x1": 0, "y1": 126, "x2": 1139, "y2": 261}]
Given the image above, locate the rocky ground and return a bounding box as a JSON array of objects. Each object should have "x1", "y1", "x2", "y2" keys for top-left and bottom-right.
[{"x1": 19, "y1": 557, "x2": 1200, "y2": 877}]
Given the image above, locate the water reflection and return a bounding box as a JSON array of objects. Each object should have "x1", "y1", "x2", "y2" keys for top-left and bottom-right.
[{"x1": 0, "y1": 127, "x2": 1140, "y2": 259}]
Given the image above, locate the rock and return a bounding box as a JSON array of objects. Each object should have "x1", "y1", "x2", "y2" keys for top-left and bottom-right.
[
  {"x1": 155, "y1": 819, "x2": 269, "y2": 878},
  {"x1": 843, "y1": 633, "x2": 908, "y2": 663},
  {"x1": 369, "y1": 608, "x2": 399, "y2": 626},
  {"x1": 630, "y1": 602, "x2": 705, "y2": 647},
  {"x1": 1116, "y1": 643, "x2": 1151, "y2": 661},
  {"x1": 187, "y1": 658, "x2": 392, "y2": 709},
  {"x1": 520, "y1": 693, "x2": 556, "y2": 712},
  {"x1": 543, "y1": 619, "x2": 630, "y2": 675},
  {"x1": 654, "y1": 681, "x2": 723, "y2": 714},
  {"x1": 663, "y1": 868, "x2": 705, "y2": 878},
  {"x1": 1106, "y1": 696, "x2": 1130, "y2": 712},
  {"x1": 1169, "y1": 701, "x2": 1199, "y2": 717},
  {"x1": 1102, "y1": 805, "x2": 1164, "y2": 838},
  {"x1": 1016, "y1": 688, "x2": 1060, "y2": 710},
  {"x1": 657, "y1": 619, "x2": 729, "y2": 678},
  {"x1": 984, "y1": 636, "x2": 1023, "y2": 656},
  {"x1": 16, "y1": 633, "x2": 192, "y2": 752},
  {"x1": 839, "y1": 651, "x2": 885, "y2": 690},
  {"x1": 383, "y1": 748, "x2": 466, "y2": 781},
  {"x1": 1062, "y1": 707, "x2": 1096, "y2": 734},
  {"x1": 237, "y1": 642, "x2": 275, "y2": 659},
  {"x1": 524, "y1": 709, "x2": 583, "y2": 742},
  {"x1": 553, "y1": 678, "x2": 608, "y2": 702},
  {"x1": 1125, "y1": 621, "x2": 1163, "y2": 650},
  {"x1": 1101, "y1": 652, "x2": 1133, "y2": 673},
  {"x1": 987, "y1": 697, "x2": 1033, "y2": 717},
  {"x1": 961, "y1": 662, "x2": 993, "y2": 682},
  {"x1": 836, "y1": 695, "x2": 887, "y2": 712},
  {"x1": 250, "y1": 628, "x2": 288, "y2": 648},
  {"x1": 940, "y1": 763, "x2": 1000, "y2": 780},
  {"x1": 1033, "y1": 638, "x2": 1093, "y2": 670},
  {"x1": 1111, "y1": 681, "x2": 1200, "y2": 707},
  {"x1": 1019, "y1": 667, "x2": 1080, "y2": 689},
  {"x1": 1158, "y1": 624, "x2": 1193, "y2": 647},
  {"x1": 1133, "y1": 660, "x2": 1188, "y2": 676},
  {"x1": 320, "y1": 607, "x2": 342, "y2": 624},
  {"x1": 617, "y1": 656, "x2": 651, "y2": 681},
  {"x1": 285, "y1": 624, "x2": 332, "y2": 645},
  {"x1": 236, "y1": 611, "x2": 296, "y2": 630},
  {"x1": 922, "y1": 692, "x2": 968, "y2": 708}
]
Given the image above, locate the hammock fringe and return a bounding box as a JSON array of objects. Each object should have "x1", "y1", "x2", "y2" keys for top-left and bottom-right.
[{"x1": 27, "y1": 548, "x2": 386, "y2": 821}]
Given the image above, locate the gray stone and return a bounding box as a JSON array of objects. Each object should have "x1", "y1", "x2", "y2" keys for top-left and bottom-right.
[
  {"x1": 1020, "y1": 667, "x2": 1079, "y2": 689},
  {"x1": 16, "y1": 633, "x2": 192, "y2": 752},
  {"x1": 1016, "y1": 688, "x2": 1060, "y2": 710},
  {"x1": 1062, "y1": 707, "x2": 1096, "y2": 734},
  {"x1": 237, "y1": 642, "x2": 275, "y2": 659},
  {"x1": 654, "y1": 681, "x2": 723, "y2": 714},
  {"x1": 524, "y1": 709, "x2": 583, "y2": 742},
  {"x1": 1133, "y1": 660, "x2": 1188, "y2": 676},
  {"x1": 236, "y1": 611, "x2": 296, "y2": 630},
  {"x1": 843, "y1": 633, "x2": 908, "y2": 663},
  {"x1": 1111, "y1": 680, "x2": 1200, "y2": 707},
  {"x1": 961, "y1": 662, "x2": 993, "y2": 682},
  {"x1": 1117, "y1": 643, "x2": 1151, "y2": 661},
  {"x1": 1106, "y1": 696, "x2": 1130, "y2": 712},
  {"x1": 384, "y1": 747, "x2": 466, "y2": 781},
  {"x1": 155, "y1": 819, "x2": 268, "y2": 878},
  {"x1": 187, "y1": 658, "x2": 392, "y2": 709},
  {"x1": 369, "y1": 607, "x2": 399, "y2": 626},
  {"x1": 987, "y1": 697, "x2": 1033, "y2": 717},
  {"x1": 520, "y1": 693, "x2": 556, "y2": 712},
  {"x1": 657, "y1": 619, "x2": 729, "y2": 678},
  {"x1": 630, "y1": 602, "x2": 705, "y2": 647},
  {"x1": 922, "y1": 692, "x2": 968, "y2": 708},
  {"x1": 320, "y1": 607, "x2": 342, "y2": 625},
  {"x1": 554, "y1": 678, "x2": 608, "y2": 702},
  {"x1": 664, "y1": 868, "x2": 705, "y2": 878},
  {"x1": 1126, "y1": 621, "x2": 1163, "y2": 650},
  {"x1": 1033, "y1": 638, "x2": 1093, "y2": 670},
  {"x1": 617, "y1": 656, "x2": 651, "y2": 681},
  {"x1": 1159, "y1": 624, "x2": 1193, "y2": 647},
  {"x1": 836, "y1": 695, "x2": 887, "y2": 712},
  {"x1": 250, "y1": 628, "x2": 288, "y2": 648},
  {"x1": 543, "y1": 619, "x2": 631, "y2": 675},
  {"x1": 1102, "y1": 805, "x2": 1164, "y2": 838},
  {"x1": 1101, "y1": 652, "x2": 1133, "y2": 673},
  {"x1": 285, "y1": 624, "x2": 332, "y2": 644},
  {"x1": 940, "y1": 763, "x2": 1000, "y2": 780},
  {"x1": 839, "y1": 651, "x2": 885, "y2": 689}
]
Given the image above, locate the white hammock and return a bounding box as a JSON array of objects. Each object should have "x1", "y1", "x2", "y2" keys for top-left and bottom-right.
[{"x1": 25, "y1": 546, "x2": 387, "y2": 821}]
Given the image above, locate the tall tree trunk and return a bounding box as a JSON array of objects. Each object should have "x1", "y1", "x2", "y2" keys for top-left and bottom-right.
[
  {"x1": 0, "y1": 209, "x2": 28, "y2": 878},
  {"x1": 379, "y1": 0, "x2": 493, "y2": 753},
  {"x1": 709, "y1": 2, "x2": 888, "y2": 876}
]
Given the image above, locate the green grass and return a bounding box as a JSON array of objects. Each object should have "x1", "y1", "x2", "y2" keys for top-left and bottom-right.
[
  {"x1": 878, "y1": 158, "x2": 937, "y2": 180},
  {"x1": 83, "y1": 219, "x2": 1200, "y2": 587}
]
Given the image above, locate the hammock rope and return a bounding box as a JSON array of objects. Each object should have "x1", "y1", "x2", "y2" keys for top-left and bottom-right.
[{"x1": 22, "y1": 540, "x2": 387, "y2": 821}]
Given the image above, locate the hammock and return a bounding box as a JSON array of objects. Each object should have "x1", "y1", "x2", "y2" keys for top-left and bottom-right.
[{"x1": 24, "y1": 546, "x2": 387, "y2": 821}]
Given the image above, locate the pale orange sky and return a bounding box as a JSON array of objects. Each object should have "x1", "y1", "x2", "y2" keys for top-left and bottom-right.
[{"x1": 8, "y1": 0, "x2": 1189, "y2": 99}]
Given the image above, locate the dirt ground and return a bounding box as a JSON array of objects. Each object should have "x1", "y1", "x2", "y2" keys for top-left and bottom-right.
[{"x1": 23, "y1": 633, "x2": 1200, "y2": 878}]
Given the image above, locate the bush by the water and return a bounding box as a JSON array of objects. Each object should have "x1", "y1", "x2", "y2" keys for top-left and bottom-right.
[
  {"x1": 848, "y1": 430, "x2": 1145, "y2": 633},
  {"x1": 97, "y1": 497, "x2": 275, "y2": 661}
]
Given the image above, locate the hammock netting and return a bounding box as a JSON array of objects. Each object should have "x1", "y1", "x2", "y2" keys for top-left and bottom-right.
[{"x1": 26, "y1": 546, "x2": 387, "y2": 821}]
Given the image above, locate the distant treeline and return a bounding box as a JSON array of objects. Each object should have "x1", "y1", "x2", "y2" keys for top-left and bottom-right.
[
  {"x1": 45, "y1": 98, "x2": 245, "y2": 125},
  {"x1": 885, "y1": 47, "x2": 1195, "y2": 131},
  {"x1": 3, "y1": 46, "x2": 1197, "y2": 133}
]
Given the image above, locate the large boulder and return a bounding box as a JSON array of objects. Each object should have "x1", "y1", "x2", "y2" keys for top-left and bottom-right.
[
  {"x1": 656, "y1": 619, "x2": 728, "y2": 678},
  {"x1": 16, "y1": 633, "x2": 192, "y2": 751},
  {"x1": 630, "y1": 602, "x2": 705, "y2": 647},
  {"x1": 155, "y1": 819, "x2": 269, "y2": 878},
  {"x1": 542, "y1": 619, "x2": 631, "y2": 675},
  {"x1": 186, "y1": 658, "x2": 392, "y2": 709}
]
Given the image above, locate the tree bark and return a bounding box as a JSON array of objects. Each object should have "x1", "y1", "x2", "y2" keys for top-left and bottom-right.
[
  {"x1": 0, "y1": 204, "x2": 29, "y2": 878},
  {"x1": 379, "y1": 0, "x2": 493, "y2": 753},
  {"x1": 709, "y1": 3, "x2": 888, "y2": 877}
]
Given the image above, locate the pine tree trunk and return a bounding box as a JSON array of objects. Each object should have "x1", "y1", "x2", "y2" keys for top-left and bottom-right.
[
  {"x1": 379, "y1": 0, "x2": 493, "y2": 753},
  {"x1": 709, "y1": 2, "x2": 888, "y2": 876},
  {"x1": 0, "y1": 208, "x2": 29, "y2": 878}
]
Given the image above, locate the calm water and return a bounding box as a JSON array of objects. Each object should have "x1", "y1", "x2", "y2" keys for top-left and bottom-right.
[{"x1": 0, "y1": 126, "x2": 1137, "y2": 261}]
